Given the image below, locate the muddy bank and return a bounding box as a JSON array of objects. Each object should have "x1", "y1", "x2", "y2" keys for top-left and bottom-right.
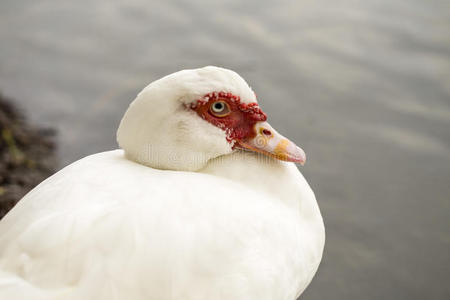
[{"x1": 0, "y1": 94, "x2": 57, "y2": 219}]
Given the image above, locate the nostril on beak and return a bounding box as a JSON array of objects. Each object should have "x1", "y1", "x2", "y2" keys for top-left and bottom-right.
[{"x1": 262, "y1": 129, "x2": 272, "y2": 136}]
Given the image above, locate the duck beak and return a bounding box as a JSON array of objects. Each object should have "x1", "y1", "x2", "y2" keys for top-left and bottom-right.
[{"x1": 236, "y1": 122, "x2": 306, "y2": 165}]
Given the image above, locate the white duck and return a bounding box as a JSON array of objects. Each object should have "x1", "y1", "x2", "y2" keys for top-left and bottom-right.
[{"x1": 0, "y1": 66, "x2": 324, "y2": 300}]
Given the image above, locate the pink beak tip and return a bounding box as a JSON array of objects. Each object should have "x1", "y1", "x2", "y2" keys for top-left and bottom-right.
[{"x1": 294, "y1": 146, "x2": 306, "y2": 166}]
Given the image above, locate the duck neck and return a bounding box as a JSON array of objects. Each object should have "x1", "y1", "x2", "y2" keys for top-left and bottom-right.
[{"x1": 199, "y1": 150, "x2": 316, "y2": 212}]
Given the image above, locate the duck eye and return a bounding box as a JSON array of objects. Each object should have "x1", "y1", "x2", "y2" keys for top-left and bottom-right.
[
  {"x1": 212, "y1": 102, "x2": 224, "y2": 112},
  {"x1": 210, "y1": 101, "x2": 230, "y2": 117}
]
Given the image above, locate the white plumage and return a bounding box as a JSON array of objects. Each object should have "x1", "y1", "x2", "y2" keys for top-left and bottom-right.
[{"x1": 0, "y1": 66, "x2": 324, "y2": 300}]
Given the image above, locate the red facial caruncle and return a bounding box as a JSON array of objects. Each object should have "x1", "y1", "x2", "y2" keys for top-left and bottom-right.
[
  {"x1": 189, "y1": 92, "x2": 267, "y2": 147},
  {"x1": 189, "y1": 92, "x2": 307, "y2": 165}
]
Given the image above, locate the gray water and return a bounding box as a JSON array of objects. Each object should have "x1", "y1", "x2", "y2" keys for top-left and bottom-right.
[{"x1": 1, "y1": 0, "x2": 449, "y2": 299}]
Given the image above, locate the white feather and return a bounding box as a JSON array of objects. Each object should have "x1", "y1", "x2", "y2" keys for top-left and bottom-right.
[{"x1": 0, "y1": 66, "x2": 325, "y2": 300}]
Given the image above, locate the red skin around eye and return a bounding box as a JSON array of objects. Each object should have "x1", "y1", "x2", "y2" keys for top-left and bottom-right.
[{"x1": 190, "y1": 92, "x2": 267, "y2": 147}]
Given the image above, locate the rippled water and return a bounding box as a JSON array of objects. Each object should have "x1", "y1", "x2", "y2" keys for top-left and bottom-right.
[{"x1": 1, "y1": 0, "x2": 449, "y2": 299}]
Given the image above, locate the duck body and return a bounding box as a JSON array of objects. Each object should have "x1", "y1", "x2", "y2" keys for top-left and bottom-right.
[
  {"x1": 0, "y1": 66, "x2": 325, "y2": 299},
  {"x1": 0, "y1": 149, "x2": 324, "y2": 300}
]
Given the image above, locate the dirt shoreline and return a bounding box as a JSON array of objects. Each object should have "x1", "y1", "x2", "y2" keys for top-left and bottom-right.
[{"x1": 0, "y1": 94, "x2": 57, "y2": 219}]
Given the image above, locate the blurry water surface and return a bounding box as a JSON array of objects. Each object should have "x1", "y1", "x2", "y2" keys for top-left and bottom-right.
[{"x1": 1, "y1": 0, "x2": 449, "y2": 299}]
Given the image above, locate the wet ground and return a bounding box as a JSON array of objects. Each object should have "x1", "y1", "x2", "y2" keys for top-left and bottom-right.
[
  {"x1": 0, "y1": 94, "x2": 56, "y2": 219},
  {"x1": 1, "y1": 0, "x2": 449, "y2": 299}
]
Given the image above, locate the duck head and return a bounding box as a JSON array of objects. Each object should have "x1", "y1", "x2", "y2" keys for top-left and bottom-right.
[{"x1": 117, "y1": 66, "x2": 305, "y2": 171}]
